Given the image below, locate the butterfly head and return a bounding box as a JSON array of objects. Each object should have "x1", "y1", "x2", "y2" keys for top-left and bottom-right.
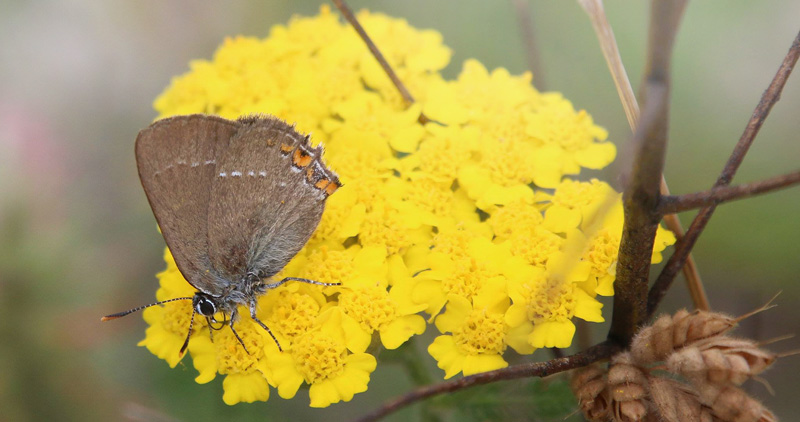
[{"x1": 192, "y1": 292, "x2": 219, "y2": 318}]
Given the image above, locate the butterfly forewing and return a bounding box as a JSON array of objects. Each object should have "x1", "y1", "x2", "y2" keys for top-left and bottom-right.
[
  {"x1": 206, "y1": 117, "x2": 329, "y2": 280},
  {"x1": 135, "y1": 115, "x2": 237, "y2": 295}
]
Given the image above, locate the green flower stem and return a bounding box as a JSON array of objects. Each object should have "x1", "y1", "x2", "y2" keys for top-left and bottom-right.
[{"x1": 381, "y1": 337, "x2": 435, "y2": 387}]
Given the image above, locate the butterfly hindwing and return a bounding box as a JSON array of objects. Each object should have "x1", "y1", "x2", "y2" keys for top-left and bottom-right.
[{"x1": 206, "y1": 116, "x2": 336, "y2": 280}]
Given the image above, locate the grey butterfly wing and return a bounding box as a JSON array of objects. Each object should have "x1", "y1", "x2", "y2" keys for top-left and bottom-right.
[
  {"x1": 135, "y1": 114, "x2": 238, "y2": 295},
  {"x1": 206, "y1": 116, "x2": 340, "y2": 280}
]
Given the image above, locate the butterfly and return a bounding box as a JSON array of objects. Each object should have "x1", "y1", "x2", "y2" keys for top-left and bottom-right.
[{"x1": 103, "y1": 114, "x2": 341, "y2": 354}]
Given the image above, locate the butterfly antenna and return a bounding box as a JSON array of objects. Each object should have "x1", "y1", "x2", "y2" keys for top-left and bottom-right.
[
  {"x1": 263, "y1": 276, "x2": 341, "y2": 289},
  {"x1": 101, "y1": 297, "x2": 193, "y2": 321},
  {"x1": 179, "y1": 304, "x2": 198, "y2": 356}
]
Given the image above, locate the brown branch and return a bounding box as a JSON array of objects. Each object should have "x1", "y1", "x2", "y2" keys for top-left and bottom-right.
[
  {"x1": 659, "y1": 170, "x2": 800, "y2": 215},
  {"x1": 647, "y1": 28, "x2": 800, "y2": 318},
  {"x1": 356, "y1": 341, "x2": 620, "y2": 422},
  {"x1": 610, "y1": 84, "x2": 668, "y2": 345},
  {"x1": 608, "y1": 0, "x2": 685, "y2": 347},
  {"x1": 331, "y1": 0, "x2": 430, "y2": 124},
  {"x1": 512, "y1": 0, "x2": 546, "y2": 90},
  {"x1": 580, "y1": 0, "x2": 708, "y2": 312}
]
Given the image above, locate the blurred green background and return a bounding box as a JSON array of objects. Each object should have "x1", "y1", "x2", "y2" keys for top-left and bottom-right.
[{"x1": 1, "y1": 1, "x2": 798, "y2": 421}]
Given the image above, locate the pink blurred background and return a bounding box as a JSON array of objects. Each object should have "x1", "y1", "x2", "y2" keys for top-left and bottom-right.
[{"x1": 0, "y1": 1, "x2": 798, "y2": 420}]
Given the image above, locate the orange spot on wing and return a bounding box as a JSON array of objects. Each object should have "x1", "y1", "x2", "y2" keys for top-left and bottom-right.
[
  {"x1": 280, "y1": 143, "x2": 293, "y2": 154},
  {"x1": 325, "y1": 181, "x2": 341, "y2": 196},
  {"x1": 293, "y1": 148, "x2": 312, "y2": 167},
  {"x1": 315, "y1": 178, "x2": 330, "y2": 190}
]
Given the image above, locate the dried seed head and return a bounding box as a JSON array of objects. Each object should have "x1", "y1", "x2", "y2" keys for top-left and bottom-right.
[
  {"x1": 667, "y1": 337, "x2": 777, "y2": 386},
  {"x1": 670, "y1": 309, "x2": 693, "y2": 347},
  {"x1": 609, "y1": 353, "x2": 649, "y2": 387},
  {"x1": 705, "y1": 337, "x2": 777, "y2": 375},
  {"x1": 571, "y1": 365, "x2": 611, "y2": 421},
  {"x1": 678, "y1": 310, "x2": 738, "y2": 346},
  {"x1": 609, "y1": 352, "x2": 651, "y2": 421},
  {"x1": 697, "y1": 384, "x2": 778, "y2": 422},
  {"x1": 648, "y1": 377, "x2": 715, "y2": 422},
  {"x1": 611, "y1": 382, "x2": 649, "y2": 403},
  {"x1": 631, "y1": 314, "x2": 675, "y2": 363},
  {"x1": 704, "y1": 348, "x2": 751, "y2": 385},
  {"x1": 615, "y1": 400, "x2": 648, "y2": 422},
  {"x1": 632, "y1": 310, "x2": 738, "y2": 364},
  {"x1": 666, "y1": 347, "x2": 708, "y2": 383}
]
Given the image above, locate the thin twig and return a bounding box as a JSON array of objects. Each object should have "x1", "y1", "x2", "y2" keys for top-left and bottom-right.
[
  {"x1": 579, "y1": 0, "x2": 708, "y2": 311},
  {"x1": 356, "y1": 341, "x2": 620, "y2": 422},
  {"x1": 331, "y1": 0, "x2": 430, "y2": 124},
  {"x1": 659, "y1": 179, "x2": 709, "y2": 310},
  {"x1": 647, "y1": 28, "x2": 800, "y2": 318},
  {"x1": 512, "y1": 0, "x2": 546, "y2": 89},
  {"x1": 608, "y1": 0, "x2": 686, "y2": 346},
  {"x1": 659, "y1": 170, "x2": 800, "y2": 214},
  {"x1": 381, "y1": 337, "x2": 436, "y2": 387}
]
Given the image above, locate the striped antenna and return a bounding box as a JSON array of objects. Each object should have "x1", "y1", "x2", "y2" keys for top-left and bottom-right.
[{"x1": 101, "y1": 297, "x2": 193, "y2": 321}]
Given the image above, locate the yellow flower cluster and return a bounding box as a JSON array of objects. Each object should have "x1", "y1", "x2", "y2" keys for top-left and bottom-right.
[{"x1": 139, "y1": 6, "x2": 675, "y2": 406}]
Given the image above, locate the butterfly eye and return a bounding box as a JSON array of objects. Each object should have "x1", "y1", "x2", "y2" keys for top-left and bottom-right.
[{"x1": 196, "y1": 296, "x2": 217, "y2": 316}]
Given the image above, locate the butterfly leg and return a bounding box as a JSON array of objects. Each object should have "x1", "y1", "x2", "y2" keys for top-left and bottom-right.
[
  {"x1": 205, "y1": 317, "x2": 215, "y2": 343},
  {"x1": 179, "y1": 305, "x2": 198, "y2": 356},
  {"x1": 227, "y1": 308, "x2": 250, "y2": 354},
  {"x1": 249, "y1": 300, "x2": 283, "y2": 352}
]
